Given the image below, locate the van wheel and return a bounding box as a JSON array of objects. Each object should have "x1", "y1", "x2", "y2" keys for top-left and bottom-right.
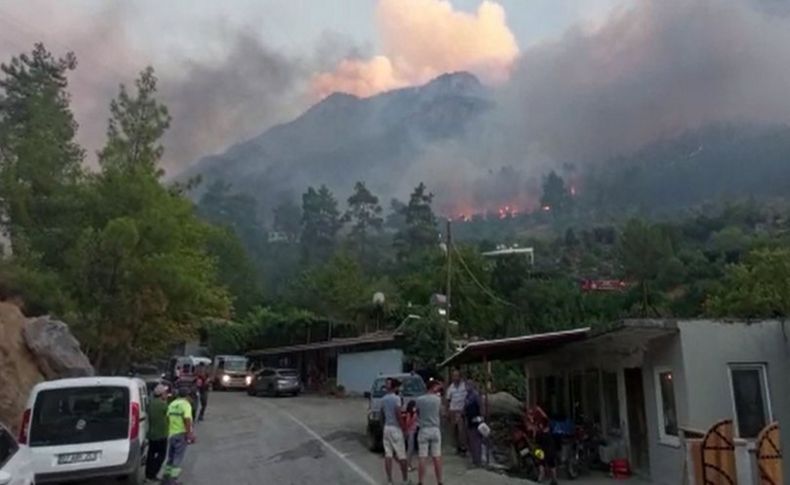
[
  {"x1": 119, "y1": 455, "x2": 144, "y2": 485},
  {"x1": 367, "y1": 427, "x2": 382, "y2": 452}
]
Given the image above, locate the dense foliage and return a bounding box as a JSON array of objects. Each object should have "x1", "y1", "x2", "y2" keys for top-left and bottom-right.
[{"x1": 0, "y1": 46, "x2": 239, "y2": 370}]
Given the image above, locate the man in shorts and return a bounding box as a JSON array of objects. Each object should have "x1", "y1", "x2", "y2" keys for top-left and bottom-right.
[
  {"x1": 381, "y1": 378, "x2": 409, "y2": 485},
  {"x1": 416, "y1": 380, "x2": 443, "y2": 485},
  {"x1": 445, "y1": 369, "x2": 468, "y2": 454}
]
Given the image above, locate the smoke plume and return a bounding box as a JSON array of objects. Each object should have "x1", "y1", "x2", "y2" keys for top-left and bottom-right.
[
  {"x1": 312, "y1": 0, "x2": 519, "y2": 99},
  {"x1": 494, "y1": 0, "x2": 790, "y2": 164}
]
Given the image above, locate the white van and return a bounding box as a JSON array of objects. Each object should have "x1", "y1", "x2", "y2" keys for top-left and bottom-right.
[{"x1": 19, "y1": 377, "x2": 149, "y2": 484}]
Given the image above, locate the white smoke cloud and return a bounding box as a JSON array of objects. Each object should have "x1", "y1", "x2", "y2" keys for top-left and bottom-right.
[{"x1": 312, "y1": 0, "x2": 519, "y2": 98}]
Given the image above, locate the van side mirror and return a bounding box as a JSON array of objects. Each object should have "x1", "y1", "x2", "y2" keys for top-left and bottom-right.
[
  {"x1": 363, "y1": 391, "x2": 371, "y2": 399},
  {"x1": 0, "y1": 471, "x2": 12, "y2": 485}
]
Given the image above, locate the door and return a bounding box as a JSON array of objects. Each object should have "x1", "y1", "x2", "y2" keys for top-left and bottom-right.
[{"x1": 624, "y1": 367, "x2": 649, "y2": 473}]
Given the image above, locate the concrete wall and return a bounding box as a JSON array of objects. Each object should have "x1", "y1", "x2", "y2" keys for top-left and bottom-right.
[
  {"x1": 337, "y1": 348, "x2": 403, "y2": 395},
  {"x1": 641, "y1": 334, "x2": 688, "y2": 485},
  {"x1": 678, "y1": 320, "x2": 788, "y2": 431}
]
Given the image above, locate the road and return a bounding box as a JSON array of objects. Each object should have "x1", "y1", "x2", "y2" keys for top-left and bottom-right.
[{"x1": 180, "y1": 392, "x2": 526, "y2": 485}]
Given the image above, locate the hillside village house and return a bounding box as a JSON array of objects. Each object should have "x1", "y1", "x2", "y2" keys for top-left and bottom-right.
[{"x1": 443, "y1": 319, "x2": 790, "y2": 485}]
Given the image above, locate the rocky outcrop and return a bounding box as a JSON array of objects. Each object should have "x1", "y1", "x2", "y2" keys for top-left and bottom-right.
[
  {"x1": 488, "y1": 391, "x2": 524, "y2": 417},
  {"x1": 23, "y1": 316, "x2": 94, "y2": 379},
  {"x1": 0, "y1": 305, "x2": 94, "y2": 432},
  {"x1": 0, "y1": 302, "x2": 43, "y2": 433}
]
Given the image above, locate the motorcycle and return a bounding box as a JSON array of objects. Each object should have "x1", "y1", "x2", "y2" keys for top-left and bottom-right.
[
  {"x1": 511, "y1": 426, "x2": 543, "y2": 481},
  {"x1": 551, "y1": 419, "x2": 581, "y2": 479}
]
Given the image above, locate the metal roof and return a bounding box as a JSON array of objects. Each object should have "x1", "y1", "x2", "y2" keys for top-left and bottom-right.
[
  {"x1": 481, "y1": 247, "x2": 534, "y2": 257},
  {"x1": 440, "y1": 320, "x2": 682, "y2": 368},
  {"x1": 440, "y1": 327, "x2": 591, "y2": 368},
  {"x1": 246, "y1": 332, "x2": 400, "y2": 357}
]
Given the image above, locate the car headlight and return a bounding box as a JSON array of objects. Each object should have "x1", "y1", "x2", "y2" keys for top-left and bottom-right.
[
  {"x1": 245, "y1": 375, "x2": 253, "y2": 385},
  {"x1": 221, "y1": 374, "x2": 230, "y2": 383}
]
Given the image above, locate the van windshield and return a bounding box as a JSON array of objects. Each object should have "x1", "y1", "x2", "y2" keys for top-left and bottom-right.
[
  {"x1": 30, "y1": 386, "x2": 130, "y2": 447},
  {"x1": 223, "y1": 359, "x2": 247, "y2": 372},
  {"x1": 372, "y1": 377, "x2": 426, "y2": 398}
]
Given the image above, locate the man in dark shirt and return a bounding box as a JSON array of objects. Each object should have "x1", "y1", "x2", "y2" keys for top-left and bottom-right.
[
  {"x1": 195, "y1": 363, "x2": 210, "y2": 421},
  {"x1": 145, "y1": 384, "x2": 169, "y2": 481}
]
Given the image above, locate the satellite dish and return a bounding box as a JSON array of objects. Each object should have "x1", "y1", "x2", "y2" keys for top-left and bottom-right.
[{"x1": 373, "y1": 292, "x2": 386, "y2": 305}]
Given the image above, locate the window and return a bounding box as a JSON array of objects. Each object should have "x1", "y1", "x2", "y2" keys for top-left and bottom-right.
[
  {"x1": 655, "y1": 368, "x2": 679, "y2": 446},
  {"x1": 30, "y1": 386, "x2": 130, "y2": 447},
  {"x1": 729, "y1": 364, "x2": 772, "y2": 439}
]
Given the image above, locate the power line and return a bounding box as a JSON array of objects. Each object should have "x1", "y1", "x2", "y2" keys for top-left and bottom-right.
[{"x1": 452, "y1": 244, "x2": 518, "y2": 308}]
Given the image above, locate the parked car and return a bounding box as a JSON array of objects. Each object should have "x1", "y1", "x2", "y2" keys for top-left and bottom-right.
[
  {"x1": 0, "y1": 422, "x2": 34, "y2": 485},
  {"x1": 20, "y1": 377, "x2": 149, "y2": 484},
  {"x1": 248, "y1": 368, "x2": 301, "y2": 397},
  {"x1": 212, "y1": 355, "x2": 250, "y2": 391},
  {"x1": 364, "y1": 373, "x2": 427, "y2": 451}
]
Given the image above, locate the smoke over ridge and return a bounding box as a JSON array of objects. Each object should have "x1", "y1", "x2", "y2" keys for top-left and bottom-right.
[{"x1": 2, "y1": 0, "x2": 790, "y2": 213}]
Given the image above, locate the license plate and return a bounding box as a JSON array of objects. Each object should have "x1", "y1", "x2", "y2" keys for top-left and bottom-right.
[
  {"x1": 519, "y1": 448, "x2": 531, "y2": 457},
  {"x1": 58, "y1": 451, "x2": 100, "y2": 464}
]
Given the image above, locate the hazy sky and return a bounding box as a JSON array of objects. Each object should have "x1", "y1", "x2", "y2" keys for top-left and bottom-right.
[{"x1": 0, "y1": 1, "x2": 623, "y2": 59}]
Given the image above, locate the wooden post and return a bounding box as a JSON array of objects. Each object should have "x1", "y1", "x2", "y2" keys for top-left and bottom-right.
[
  {"x1": 444, "y1": 218, "x2": 452, "y2": 383},
  {"x1": 523, "y1": 361, "x2": 530, "y2": 409},
  {"x1": 484, "y1": 356, "x2": 491, "y2": 419}
]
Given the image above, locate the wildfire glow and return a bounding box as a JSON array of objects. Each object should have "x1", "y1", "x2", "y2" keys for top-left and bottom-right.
[{"x1": 311, "y1": 0, "x2": 519, "y2": 99}]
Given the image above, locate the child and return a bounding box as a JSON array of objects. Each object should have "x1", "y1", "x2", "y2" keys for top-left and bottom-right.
[{"x1": 404, "y1": 400, "x2": 419, "y2": 471}]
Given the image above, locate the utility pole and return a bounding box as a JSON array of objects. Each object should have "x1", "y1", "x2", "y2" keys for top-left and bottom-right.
[{"x1": 444, "y1": 218, "x2": 452, "y2": 363}]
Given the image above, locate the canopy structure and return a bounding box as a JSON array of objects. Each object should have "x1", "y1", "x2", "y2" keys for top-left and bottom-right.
[
  {"x1": 246, "y1": 331, "x2": 401, "y2": 357},
  {"x1": 440, "y1": 327, "x2": 591, "y2": 368}
]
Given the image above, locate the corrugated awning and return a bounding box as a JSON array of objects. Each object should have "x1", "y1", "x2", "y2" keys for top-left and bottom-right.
[
  {"x1": 440, "y1": 327, "x2": 591, "y2": 368},
  {"x1": 246, "y1": 332, "x2": 400, "y2": 357}
]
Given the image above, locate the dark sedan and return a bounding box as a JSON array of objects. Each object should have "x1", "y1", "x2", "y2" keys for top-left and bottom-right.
[{"x1": 248, "y1": 368, "x2": 302, "y2": 397}]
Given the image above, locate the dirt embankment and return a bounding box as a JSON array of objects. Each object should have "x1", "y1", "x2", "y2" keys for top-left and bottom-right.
[{"x1": 0, "y1": 302, "x2": 44, "y2": 433}]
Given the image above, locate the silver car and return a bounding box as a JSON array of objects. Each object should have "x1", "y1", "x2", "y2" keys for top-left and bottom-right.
[{"x1": 248, "y1": 368, "x2": 302, "y2": 397}]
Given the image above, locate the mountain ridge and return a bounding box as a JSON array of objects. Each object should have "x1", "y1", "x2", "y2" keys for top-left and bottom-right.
[{"x1": 185, "y1": 71, "x2": 492, "y2": 212}]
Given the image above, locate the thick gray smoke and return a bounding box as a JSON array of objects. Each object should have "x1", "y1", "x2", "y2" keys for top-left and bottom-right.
[
  {"x1": 405, "y1": 0, "x2": 790, "y2": 214},
  {"x1": 0, "y1": 2, "x2": 358, "y2": 174},
  {"x1": 160, "y1": 33, "x2": 305, "y2": 173},
  {"x1": 3, "y1": 0, "x2": 790, "y2": 212},
  {"x1": 494, "y1": 0, "x2": 790, "y2": 164}
]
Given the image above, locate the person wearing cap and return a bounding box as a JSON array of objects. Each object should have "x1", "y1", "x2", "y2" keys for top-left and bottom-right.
[
  {"x1": 145, "y1": 384, "x2": 169, "y2": 482},
  {"x1": 381, "y1": 378, "x2": 409, "y2": 485},
  {"x1": 162, "y1": 386, "x2": 196, "y2": 485}
]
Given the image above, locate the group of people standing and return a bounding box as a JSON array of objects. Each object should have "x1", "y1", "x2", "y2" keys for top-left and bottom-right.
[
  {"x1": 380, "y1": 369, "x2": 487, "y2": 485},
  {"x1": 144, "y1": 363, "x2": 211, "y2": 484}
]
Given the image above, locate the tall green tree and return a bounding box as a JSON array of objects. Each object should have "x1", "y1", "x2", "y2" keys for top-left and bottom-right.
[
  {"x1": 0, "y1": 44, "x2": 84, "y2": 263},
  {"x1": 98, "y1": 66, "x2": 170, "y2": 176},
  {"x1": 394, "y1": 183, "x2": 438, "y2": 260},
  {"x1": 618, "y1": 219, "x2": 673, "y2": 315},
  {"x1": 301, "y1": 185, "x2": 342, "y2": 263},
  {"x1": 67, "y1": 68, "x2": 230, "y2": 369},
  {"x1": 344, "y1": 181, "x2": 383, "y2": 265}
]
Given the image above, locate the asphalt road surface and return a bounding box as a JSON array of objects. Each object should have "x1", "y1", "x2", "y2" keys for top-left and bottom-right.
[
  {"x1": 181, "y1": 392, "x2": 382, "y2": 485},
  {"x1": 180, "y1": 392, "x2": 526, "y2": 485}
]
